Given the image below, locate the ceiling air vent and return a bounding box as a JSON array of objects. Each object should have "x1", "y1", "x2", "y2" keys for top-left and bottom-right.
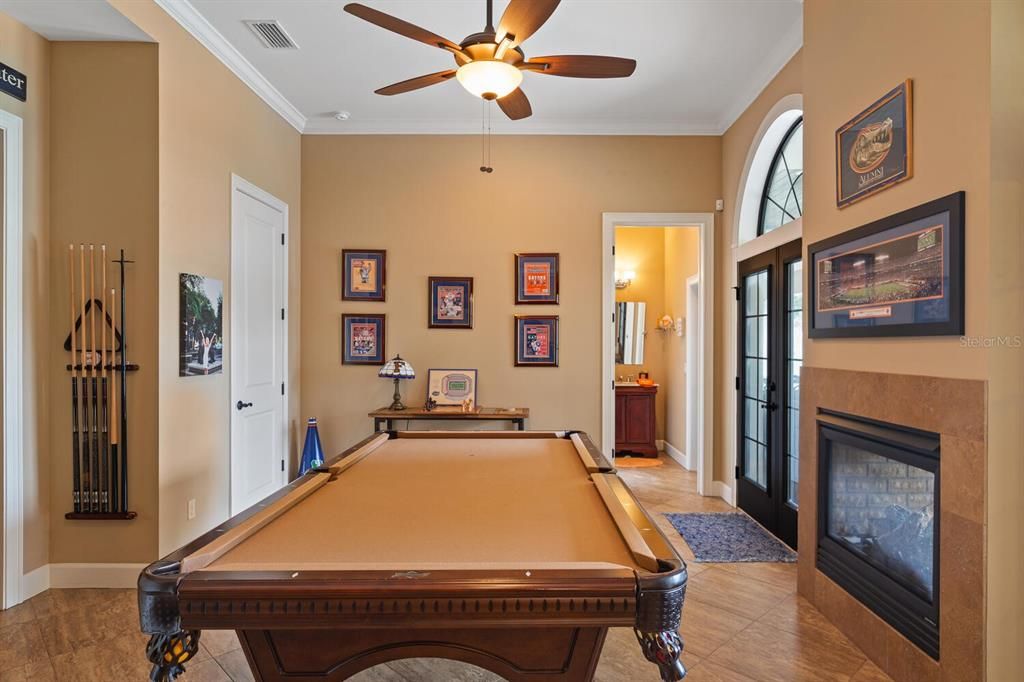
[{"x1": 244, "y1": 20, "x2": 298, "y2": 49}]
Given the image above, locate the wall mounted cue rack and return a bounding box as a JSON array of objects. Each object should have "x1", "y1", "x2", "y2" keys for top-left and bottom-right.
[{"x1": 63, "y1": 245, "x2": 138, "y2": 521}]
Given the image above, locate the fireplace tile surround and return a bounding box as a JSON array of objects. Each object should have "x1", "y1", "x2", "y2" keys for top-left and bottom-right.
[{"x1": 799, "y1": 367, "x2": 985, "y2": 682}]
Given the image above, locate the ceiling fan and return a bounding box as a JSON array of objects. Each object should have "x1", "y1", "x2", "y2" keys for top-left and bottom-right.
[{"x1": 343, "y1": 0, "x2": 637, "y2": 120}]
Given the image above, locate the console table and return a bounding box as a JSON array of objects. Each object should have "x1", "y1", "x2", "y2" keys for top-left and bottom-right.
[{"x1": 369, "y1": 406, "x2": 529, "y2": 432}]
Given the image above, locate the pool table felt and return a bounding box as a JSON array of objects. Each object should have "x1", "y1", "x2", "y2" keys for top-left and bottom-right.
[{"x1": 199, "y1": 437, "x2": 647, "y2": 573}]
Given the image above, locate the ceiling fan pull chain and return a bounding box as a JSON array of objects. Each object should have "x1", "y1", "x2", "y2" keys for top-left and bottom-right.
[{"x1": 480, "y1": 100, "x2": 494, "y2": 173}]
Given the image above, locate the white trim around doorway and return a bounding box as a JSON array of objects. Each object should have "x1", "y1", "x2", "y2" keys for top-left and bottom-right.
[
  {"x1": 601, "y1": 213, "x2": 715, "y2": 498},
  {"x1": 1, "y1": 110, "x2": 24, "y2": 608}
]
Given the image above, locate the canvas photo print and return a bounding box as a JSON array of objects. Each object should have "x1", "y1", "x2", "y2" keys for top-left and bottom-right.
[{"x1": 179, "y1": 273, "x2": 224, "y2": 376}]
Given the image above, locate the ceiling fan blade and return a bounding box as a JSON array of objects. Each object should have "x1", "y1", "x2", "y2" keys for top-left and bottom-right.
[
  {"x1": 375, "y1": 70, "x2": 457, "y2": 96},
  {"x1": 524, "y1": 55, "x2": 637, "y2": 78},
  {"x1": 495, "y1": 0, "x2": 561, "y2": 48},
  {"x1": 497, "y1": 88, "x2": 532, "y2": 120},
  {"x1": 344, "y1": 3, "x2": 465, "y2": 55}
]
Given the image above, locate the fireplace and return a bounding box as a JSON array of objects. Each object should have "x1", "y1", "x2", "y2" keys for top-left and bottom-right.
[{"x1": 816, "y1": 411, "x2": 940, "y2": 660}]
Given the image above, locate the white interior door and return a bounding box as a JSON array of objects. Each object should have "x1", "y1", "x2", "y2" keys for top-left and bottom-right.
[
  {"x1": 685, "y1": 275, "x2": 700, "y2": 470},
  {"x1": 230, "y1": 176, "x2": 287, "y2": 514}
]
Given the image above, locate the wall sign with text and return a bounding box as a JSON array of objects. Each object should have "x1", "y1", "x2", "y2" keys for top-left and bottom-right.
[{"x1": 0, "y1": 62, "x2": 27, "y2": 102}]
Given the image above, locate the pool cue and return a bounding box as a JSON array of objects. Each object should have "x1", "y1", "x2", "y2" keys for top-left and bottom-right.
[
  {"x1": 119, "y1": 249, "x2": 129, "y2": 513},
  {"x1": 99, "y1": 245, "x2": 109, "y2": 511},
  {"x1": 79, "y1": 245, "x2": 92, "y2": 511},
  {"x1": 68, "y1": 245, "x2": 82, "y2": 513},
  {"x1": 109, "y1": 286, "x2": 119, "y2": 513},
  {"x1": 89, "y1": 244, "x2": 99, "y2": 511}
]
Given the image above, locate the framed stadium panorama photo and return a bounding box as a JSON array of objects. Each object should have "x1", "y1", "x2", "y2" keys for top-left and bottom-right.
[{"x1": 808, "y1": 191, "x2": 964, "y2": 338}]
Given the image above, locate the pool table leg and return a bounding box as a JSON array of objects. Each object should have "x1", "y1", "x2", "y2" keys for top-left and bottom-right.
[
  {"x1": 634, "y1": 629, "x2": 686, "y2": 681},
  {"x1": 145, "y1": 630, "x2": 201, "y2": 681}
]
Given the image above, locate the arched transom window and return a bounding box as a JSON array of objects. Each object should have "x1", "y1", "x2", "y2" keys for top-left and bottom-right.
[{"x1": 758, "y1": 118, "x2": 803, "y2": 235}]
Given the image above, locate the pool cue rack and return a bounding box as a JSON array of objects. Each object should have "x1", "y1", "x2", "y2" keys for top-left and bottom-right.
[{"x1": 63, "y1": 244, "x2": 138, "y2": 521}]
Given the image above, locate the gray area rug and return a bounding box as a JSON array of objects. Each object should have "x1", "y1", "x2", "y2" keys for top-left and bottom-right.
[{"x1": 664, "y1": 512, "x2": 797, "y2": 563}]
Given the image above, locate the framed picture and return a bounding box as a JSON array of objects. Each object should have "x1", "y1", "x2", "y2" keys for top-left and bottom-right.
[
  {"x1": 808, "y1": 191, "x2": 964, "y2": 338},
  {"x1": 342, "y1": 250, "x2": 386, "y2": 301},
  {"x1": 836, "y1": 79, "x2": 913, "y2": 208},
  {"x1": 179, "y1": 274, "x2": 224, "y2": 376},
  {"x1": 515, "y1": 315, "x2": 559, "y2": 367},
  {"x1": 515, "y1": 253, "x2": 560, "y2": 304},
  {"x1": 426, "y1": 369, "x2": 478, "y2": 408},
  {"x1": 342, "y1": 313, "x2": 386, "y2": 364},
  {"x1": 428, "y1": 276, "x2": 473, "y2": 329}
]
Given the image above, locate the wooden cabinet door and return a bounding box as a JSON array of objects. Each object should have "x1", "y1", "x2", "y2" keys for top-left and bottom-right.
[
  {"x1": 623, "y1": 395, "x2": 653, "y2": 445},
  {"x1": 614, "y1": 393, "x2": 627, "y2": 444}
]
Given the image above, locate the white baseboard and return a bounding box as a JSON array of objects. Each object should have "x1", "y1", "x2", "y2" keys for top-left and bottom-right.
[
  {"x1": 712, "y1": 481, "x2": 736, "y2": 506},
  {"x1": 20, "y1": 563, "x2": 146, "y2": 598},
  {"x1": 661, "y1": 440, "x2": 694, "y2": 470}
]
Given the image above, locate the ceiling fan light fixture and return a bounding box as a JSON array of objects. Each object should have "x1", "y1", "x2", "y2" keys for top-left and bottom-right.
[{"x1": 456, "y1": 60, "x2": 522, "y2": 100}]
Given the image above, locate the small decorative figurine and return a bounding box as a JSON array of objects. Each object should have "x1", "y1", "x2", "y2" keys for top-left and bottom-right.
[{"x1": 424, "y1": 396, "x2": 437, "y2": 412}]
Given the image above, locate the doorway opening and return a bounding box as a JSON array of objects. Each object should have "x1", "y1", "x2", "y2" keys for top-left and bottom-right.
[
  {"x1": 601, "y1": 213, "x2": 715, "y2": 497},
  {"x1": 229, "y1": 175, "x2": 288, "y2": 515}
]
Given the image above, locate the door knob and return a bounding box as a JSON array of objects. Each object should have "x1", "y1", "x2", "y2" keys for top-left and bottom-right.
[{"x1": 236, "y1": 401, "x2": 253, "y2": 410}]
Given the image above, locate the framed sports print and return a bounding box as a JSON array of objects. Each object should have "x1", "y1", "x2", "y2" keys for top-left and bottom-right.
[
  {"x1": 836, "y1": 80, "x2": 913, "y2": 208},
  {"x1": 515, "y1": 253, "x2": 560, "y2": 304},
  {"x1": 809, "y1": 191, "x2": 964, "y2": 338},
  {"x1": 342, "y1": 250, "x2": 386, "y2": 301},
  {"x1": 341, "y1": 313, "x2": 386, "y2": 364},
  {"x1": 515, "y1": 315, "x2": 559, "y2": 367},
  {"x1": 428, "y1": 277, "x2": 473, "y2": 329},
  {"x1": 426, "y1": 369, "x2": 478, "y2": 408}
]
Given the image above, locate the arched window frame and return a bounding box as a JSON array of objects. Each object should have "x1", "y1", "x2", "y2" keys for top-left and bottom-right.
[{"x1": 756, "y1": 117, "x2": 803, "y2": 237}]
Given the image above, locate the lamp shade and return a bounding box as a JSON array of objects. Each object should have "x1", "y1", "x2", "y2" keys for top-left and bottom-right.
[
  {"x1": 379, "y1": 354, "x2": 415, "y2": 380},
  {"x1": 456, "y1": 60, "x2": 523, "y2": 100}
]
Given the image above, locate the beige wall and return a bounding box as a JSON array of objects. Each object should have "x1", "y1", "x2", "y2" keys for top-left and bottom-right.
[
  {"x1": 716, "y1": 50, "x2": 803, "y2": 481},
  {"x1": 615, "y1": 227, "x2": 667, "y2": 441},
  {"x1": 663, "y1": 228, "x2": 700, "y2": 453},
  {"x1": 301, "y1": 135, "x2": 721, "y2": 456},
  {"x1": 0, "y1": 14, "x2": 50, "y2": 573},
  {"x1": 48, "y1": 43, "x2": 159, "y2": 563},
  {"x1": 986, "y1": 0, "x2": 1024, "y2": 676},
  {"x1": 108, "y1": 0, "x2": 303, "y2": 556}
]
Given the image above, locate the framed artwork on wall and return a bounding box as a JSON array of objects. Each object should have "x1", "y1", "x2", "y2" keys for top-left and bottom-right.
[
  {"x1": 426, "y1": 369, "x2": 478, "y2": 409},
  {"x1": 342, "y1": 250, "x2": 386, "y2": 301},
  {"x1": 428, "y1": 276, "x2": 473, "y2": 329},
  {"x1": 179, "y1": 273, "x2": 224, "y2": 376},
  {"x1": 808, "y1": 191, "x2": 964, "y2": 338},
  {"x1": 836, "y1": 79, "x2": 913, "y2": 208},
  {"x1": 514, "y1": 253, "x2": 560, "y2": 304},
  {"x1": 515, "y1": 315, "x2": 559, "y2": 367},
  {"x1": 342, "y1": 313, "x2": 386, "y2": 364}
]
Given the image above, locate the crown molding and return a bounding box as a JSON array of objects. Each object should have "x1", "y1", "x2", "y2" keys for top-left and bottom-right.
[
  {"x1": 154, "y1": 0, "x2": 307, "y2": 133},
  {"x1": 301, "y1": 118, "x2": 724, "y2": 136},
  {"x1": 716, "y1": 19, "x2": 803, "y2": 135}
]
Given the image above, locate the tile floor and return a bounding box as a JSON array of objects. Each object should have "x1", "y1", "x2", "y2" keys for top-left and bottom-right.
[{"x1": 0, "y1": 454, "x2": 892, "y2": 681}]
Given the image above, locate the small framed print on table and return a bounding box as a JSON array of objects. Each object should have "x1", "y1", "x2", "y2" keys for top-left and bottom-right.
[
  {"x1": 426, "y1": 369, "x2": 478, "y2": 409},
  {"x1": 341, "y1": 313, "x2": 386, "y2": 364},
  {"x1": 428, "y1": 277, "x2": 473, "y2": 329},
  {"x1": 836, "y1": 80, "x2": 913, "y2": 208},
  {"x1": 342, "y1": 250, "x2": 386, "y2": 301},
  {"x1": 808, "y1": 191, "x2": 964, "y2": 338},
  {"x1": 515, "y1": 315, "x2": 558, "y2": 367},
  {"x1": 515, "y1": 253, "x2": 559, "y2": 304}
]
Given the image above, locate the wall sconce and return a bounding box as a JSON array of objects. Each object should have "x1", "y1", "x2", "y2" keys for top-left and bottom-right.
[
  {"x1": 614, "y1": 270, "x2": 636, "y2": 289},
  {"x1": 654, "y1": 315, "x2": 685, "y2": 337}
]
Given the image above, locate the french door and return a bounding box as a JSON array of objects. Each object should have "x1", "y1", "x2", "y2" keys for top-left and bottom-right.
[{"x1": 736, "y1": 239, "x2": 802, "y2": 548}]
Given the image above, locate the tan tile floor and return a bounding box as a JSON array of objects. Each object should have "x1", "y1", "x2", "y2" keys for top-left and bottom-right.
[{"x1": 0, "y1": 454, "x2": 892, "y2": 681}]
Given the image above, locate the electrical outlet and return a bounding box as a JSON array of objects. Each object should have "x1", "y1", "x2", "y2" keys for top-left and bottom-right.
[
  {"x1": 715, "y1": 199, "x2": 724, "y2": 211},
  {"x1": 187, "y1": 498, "x2": 196, "y2": 520}
]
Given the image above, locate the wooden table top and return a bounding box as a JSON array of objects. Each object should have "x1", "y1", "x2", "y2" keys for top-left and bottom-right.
[{"x1": 369, "y1": 406, "x2": 529, "y2": 419}]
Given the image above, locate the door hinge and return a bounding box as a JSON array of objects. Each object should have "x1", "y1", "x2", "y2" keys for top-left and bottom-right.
[
  {"x1": 733, "y1": 285, "x2": 740, "y2": 301},
  {"x1": 281, "y1": 383, "x2": 285, "y2": 395},
  {"x1": 281, "y1": 233, "x2": 285, "y2": 246},
  {"x1": 281, "y1": 459, "x2": 285, "y2": 472},
  {"x1": 612, "y1": 245, "x2": 616, "y2": 255},
  {"x1": 735, "y1": 376, "x2": 740, "y2": 390},
  {"x1": 735, "y1": 465, "x2": 740, "y2": 479},
  {"x1": 281, "y1": 308, "x2": 285, "y2": 320}
]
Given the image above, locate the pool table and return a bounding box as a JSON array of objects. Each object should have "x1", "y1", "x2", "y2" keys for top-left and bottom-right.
[{"x1": 139, "y1": 430, "x2": 688, "y2": 681}]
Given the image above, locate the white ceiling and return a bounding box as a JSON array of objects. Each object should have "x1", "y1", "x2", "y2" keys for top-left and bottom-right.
[
  {"x1": 0, "y1": 0, "x2": 802, "y2": 135},
  {"x1": 187, "y1": 0, "x2": 803, "y2": 135},
  {"x1": 0, "y1": 0, "x2": 151, "y2": 41}
]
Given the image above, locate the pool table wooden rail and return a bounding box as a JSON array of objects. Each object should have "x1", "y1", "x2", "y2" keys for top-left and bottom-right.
[{"x1": 138, "y1": 431, "x2": 688, "y2": 682}]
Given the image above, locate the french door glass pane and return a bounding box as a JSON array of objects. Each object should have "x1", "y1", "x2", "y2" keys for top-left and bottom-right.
[
  {"x1": 741, "y1": 268, "x2": 770, "y2": 489},
  {"x1": 785, "y1": 259, "x2": 803, "y2": 508}
]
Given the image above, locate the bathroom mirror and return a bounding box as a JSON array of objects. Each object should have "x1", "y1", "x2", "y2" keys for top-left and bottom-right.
[{"x1": 615, "y1": 301, "x2": 646, "y2": 365}]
